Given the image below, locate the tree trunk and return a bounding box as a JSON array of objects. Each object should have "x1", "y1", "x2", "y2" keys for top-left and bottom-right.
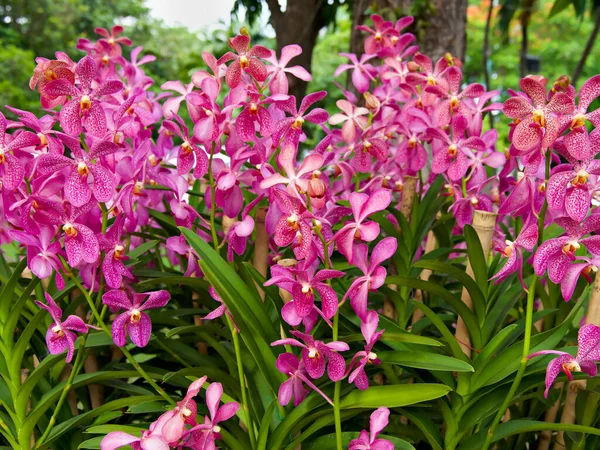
[
  {"x1": 519, "y1": 0, "x2": 536, "y2": 78},
  {"x1": 572, "y1": 8, "x2": 600, "y2": 87},
  {"x1": 349, "y1": 0, "x2": 468, "y2": 62},
  {"x1": 266, "y1": 0, "x2": 325, "y2": 101}
]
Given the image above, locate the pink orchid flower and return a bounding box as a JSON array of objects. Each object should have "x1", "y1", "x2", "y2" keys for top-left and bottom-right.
[
  {"x1": 185, "y1": 382, "x2": 240, "y2": 449},
  {"x1": 162, "y1": 115, "x2": 209, "y2": 179},
  {"x1": 342, "y1": 237, "x2": 397, "y2": 321},
  {"x1": 100, "y1": 432, "x2": 168, "y2": 450},
  {"x1": 528, "y1": 324, "x2": 600, "y2": 397},
  {"x1": 265, "y1": 44, "x2": 312, "y2": 95},
  {"x1": 99, "y1": 214, "x2": 133, "y2": 289},
  {"x1": 427, "y1": 115, "x2": 486, "y2": 181},
  {"x1": 272, "y1": 330, "x2": 349, "y2": 381},
  {"x1": 161, "y1": 376, "x2": 208, "y2": 444},
  {"x1": 502, "y1": 76, "x2": 574, "y2": 152},
  {"x1": 332, "y1": 189, "x2": 392, "y2": 262},
  {"x1": 36, "y1": 292, "x2": 89, "y2": 363},
  {"x1": 102, "y1": 289, "x2": 170, "y2": 348},
  {"x1": 37, "y1": 135, "x2": 117, "y2": 207},
  {"x1": 45, "y1": 55, "x2": 123, "y2": 136},
  {"x1": 347, "y1": 310, "x2": 384, "y2": 390},
  {"x1": 356, "y1": 14, "x2": 399, "y2": 55},
  {"x1": 273, "y1": 91, "x2": 329, "y2": 147},
  {"x1": 271, "y1": 189, "x2": 314, "y2": 259},
  {"x1": 491, "y1": 222, "x2": 538, "y2": 287},
  {"x1": 561, "y1": 75, "x2": 600, "y2": 160},
  {"x1": 260, "y1": 144, "x2": 324, "y2": 196},
  {"x1": 349, "y1": 407, "x2": 394, "y2": 450},
  {"x1": 561, "y1": 255, "x2": 600, "y2": 302},
  {"x1": 275, "y1": 353, "x2": 333, "y2": 407},
  {"x1": 334, "y1": 53, "x2": 377, "y2": 93},
  {"x1": 160, "y1": 80, "x2": 195, "y2": 119},
  {"x1": 533, "y1": 215, "x2": 600, "y2": 284},
  {"x1": 405, "y1": 53, "x2": 449, "y2": 90},
  {"x1": 0, "y1": 112, "x2": 40, "y2": 190},
  {"x1": 218, "y1": 34, "x2": 271, "y2": 88},
  {"x1": 203, "y1": 286, "x2": 237, "y2": 332},
  {"x1": 447, "y1": 179, "x2": 494, "y2": 229},
  {"x1": 329, "y1": 99, "x2": 369, "y2": 143}
]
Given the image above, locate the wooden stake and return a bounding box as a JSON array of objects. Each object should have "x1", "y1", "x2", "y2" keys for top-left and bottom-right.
[
  {"x1": 456, "y1": 210, "x2": 497, "y2": 357},
  {"x1": 253, "y1": 208, "x2": 269, "y2": 300}
]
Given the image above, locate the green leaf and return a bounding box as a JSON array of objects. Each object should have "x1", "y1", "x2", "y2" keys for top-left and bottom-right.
[
  {"x1": 0, "y1": 258, "x2": 27, "y2": 321},
  {"x1": 378, "y1": 351, "x2": 474, "y2": 372},
  {"x1": 387, "y1": 276, "x2": 481, "y2": 349},
  {"x1": 3, "y1": 277, "x2": 39, "y2": 347},
  {"x1": 473, "y1": 324, "x2": 518, "y2": 370},
  {"x1": 340, "y1": 384, "x2": 451, "y2": 409},
  {"x1": 78, "y1": 437, "x2": 103, "y2": 449},
  {"x1": 256, "y1": 399, "x2": 277, "y2": 450},
  {"x1": 413, "y1": 259, "x2": 486, "y2": 323},
  {"x1": 10, "y1": 309, "x2": 45, "y2": 385},
  {"x1": 85, "y1": 424, "x2": 143, "y2": 435},
  {"x1": 549, "y1": 0, "x2": 574, "y2": 17},
  {"x1": 463, "y1": 225, "x2": 489, "y2": 296},
  {"x1": 398, "y1": 408, "x2": 444, "y2": 450},
  {"x1": 127, "y1": 239, "x2": 159, "y2": 260}
]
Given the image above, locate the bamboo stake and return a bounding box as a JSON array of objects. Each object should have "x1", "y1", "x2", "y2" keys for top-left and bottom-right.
[
  {"x1": 411, "y1": 228, "x2": 438, "y2": 324},
  {"x1": 537, "y1": 382, "x2": 564, "y2": 450},
  {"x1": 456, "y1": 210, "x2": 497, "y2": 357},
  {"x1": 554, "y1": 274, "x2": 600, "y2": 449},
  {"x1": 384, "y1": 176, "x2": 418, "y2": 320}
]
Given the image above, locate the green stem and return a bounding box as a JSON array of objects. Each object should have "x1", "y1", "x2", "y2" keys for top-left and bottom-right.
[
  {"x1": 34, "y1": 337, "x2": 88, "y2": 449},
  {"x1": 227, "y1": 314, "x2": 256, "y2": 448},
  {"x1": 482, "y1": 275, "x2": 537, "y2": 450}
]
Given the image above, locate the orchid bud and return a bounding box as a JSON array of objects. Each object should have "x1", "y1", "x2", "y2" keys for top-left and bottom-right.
[
  {"x1": 406, "y1": 61, "x2": 420, "y2": 72},
  {"x1": 307, "y1": 174, "x2": 326, "y2": 199},
  {"x1": 363, "y1": 92, "x2": 380, "y2": 111},
  {"x1": 552, "y1": 75, "x2": 570, "y2": 92}
]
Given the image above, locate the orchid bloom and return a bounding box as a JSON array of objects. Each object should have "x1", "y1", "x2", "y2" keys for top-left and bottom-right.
[
  {"x1": 561, "y1": 255, "x2": 600, "y2": 302},
  {"x1": 161, "y1": 376, "x2": 208, "y2": 444},
  {"x1": 44, "y1": 55, "x2": 123, "y2": 136},
  {"x1": 186, "y1": 382, "x2": 240, "y2": 449},
  {"x1": 528, "y1": 324, "x2": 600, "y2": 397},
  {"x1": 502, "y1": 76, "x2": 574, "y2": 152},
  {"x1": 334, "y1": 53, "x2": 377, "y2": 93},
  {"x1": 203, "y1": 286, "x2": 237, "y2": 332},
  {"x1": 491, "y1": 223, "x2": 538, "y2": 287},
  {"x1": 260, "y1": 144, "x2": 324, "y2": 196},
  {"x1": 272, "y1": 330, "x2": 349, "y2": 381},
  {"x1": 218, "y1": 34, "x2": 271, "y2": 88},
  {"x1": 271, "y1": 189, "x2": 314, "y2": 259},
  {"x1": 347, "y1": 310, "x2": 384, "y2": 390},
  {"x1": 348, "y1": 407, "x2": 394, "y2": 450},
  {"x1": 561, "y1": 75, "x2": 600, "y2": 160},
  {"x1": 332, "y1": 189, "x2": 392, "y2": 262},
  {"x1": 275, "y1": 353, "x2": 333, "y2": 407},
  {"x1": 37, "y1": 135, "x2": 117, "y2": 207},
  {"x1": 265, "y1": 44, "x2": 312, "y2": 95},
  {"x1": 100, "y1": 431, "x2": 168, "y2": 450},
  {"x1": 36, "y1": 292, "x2": 89, "y2": 363},
  {"x1": 329, "y1": 99, "x2": 369, "y2": 143},
  {"x1": 356, "y1": 14, "x2": 399, "y2": 55},
  {"x1": 533, "y1": 216, "x2": 600, "y2": 284},
  {"x1": 99, "y1": 214, "x2": 133, "y2": 289},
  {"x1": 102, "y1": 289, "x2": 170, "y2": 347},
  {"x1": 0, "y1": 112, "x2": 40, "y2": 190},
  {"x1": 342, "y1": 237, "x2": 397, "y2": 321},
  {"x1": 162, "y1": 114, "x2": 209, "y2": 179},
  {"x1": 273, "y1": 91, "x2": 329, "y2": 147}
]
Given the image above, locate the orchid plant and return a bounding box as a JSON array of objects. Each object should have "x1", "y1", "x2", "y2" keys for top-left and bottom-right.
[{"x1": 1, "y1": 15, "x2": 600, "y2": 450}]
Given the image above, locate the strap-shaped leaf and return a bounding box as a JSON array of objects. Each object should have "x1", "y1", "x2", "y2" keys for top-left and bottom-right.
[
  {"x1": 340, "y1": 384, "x2": 451, "y2": 409},
  {"x1": 378, "y1": 351, "x2": 474, "y2": 372},
  {"x1": 464, "y1": 225, "x2": 489, "y2": 295},
  {"x1": 387, "y1": 276, "x2": 482, "y2": 349},
  {"x1": 0, "y1": 258, "x2": 27, "y2": 322}
]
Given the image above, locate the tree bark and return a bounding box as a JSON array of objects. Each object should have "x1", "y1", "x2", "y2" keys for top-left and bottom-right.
[
  {"x1": 266, "y1": 0, "x2": 326, "y2": 101},
  {"x1": 572, "y1": 8, "x2": 600, "y2": 87},
  {"x1": 349, "y1": 0, "x2": 468, "y2": 62}
]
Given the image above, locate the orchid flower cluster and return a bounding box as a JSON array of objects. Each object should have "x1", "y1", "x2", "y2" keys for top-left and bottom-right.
[{"x1": 3, "y1": 12, "x2": 600, "y2": 450}]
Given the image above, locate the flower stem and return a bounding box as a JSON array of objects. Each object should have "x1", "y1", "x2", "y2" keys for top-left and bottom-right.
[
  {"x1": 34, "y1": 336, "x2": 88, "y2": 449},
  {"x1": 227, "y1": 314, "x2": 256, "y2": 448},
  {"x1": 482, "y1": 275, "x2": 537, "y2": 450}
]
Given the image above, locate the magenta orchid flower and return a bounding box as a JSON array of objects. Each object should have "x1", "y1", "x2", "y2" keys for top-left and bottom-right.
[
  {"x1": 447, "y1": 180, "x2": 494, "y2": 229},
  {"x1": 36, "y1": 292, "x2": 89, "y2": 363},
  {"x1": 166, "y1": 234, "x2": 202, "y2": 278},
  {"x1": 332, "y1": 189, "x2": 392, "y2": 262},
  {"x1": 356, "y1": 14, "x2": 399, "y2": 55},
  {"x1": 334, "y1": 53, "x2": 377, "y2": 93},
  {"x1": 329, "y1": 99, "x2": 369, "y2": 143},
  {"x1": 102, "y1": 289, "x2": 170, "y2": 347},
  {"x1": 45, "y1": 55, "x2": 123, "y2": 136},
  {"x1": 271, "y1": 189, "x2": 314, "y2": 259},
  {"x1": 342, "y1": 237, "x2": 397, "y2": 321},
  {"x1": 218, "y1": 34, "x2": 271, "y2": 88},
  {"x1": 347, "y1": 310, "x2": 384, "y2": 390},
  {"x1": 0, "y1": 112, "x2": 40, "y2": 190},
  {"x1": 162, "y1": 114, "x2": 209, "y2": 179},
  {"x1": 99, "y1": 214, "x2": 133, "y2": 289},
  {"x1": 203, "y1": 286, "x2": 237, "y2": 332},
  {"x1": 427, "y1": 115, "x2": 486, "y2": 181},
  {"x1": 275, "y1": 353, "x2": 333, "y2": 407},
  {"x1": 260, "y1": 144, "x2": 324, "y2": 196},
  {"x1": 348, "y1": 407, "x2": 394, "y2": 450},
  {"x1": 236, "y1": 92, "x2": 273, "y2": 141},
  {"x1": 533, "y1": 216, "x2": 600, "y2": 284},
  {"x1": 502, "y1": 76, "x2": 574, "y2": 152},
  {"x1": 161, "y1": 376, "x2": 208, "y2": 444},
  {"x1": 265, "y1": 44, "x2": 312, "y2": 95},
  {"x1": 528, "y1": 324, "x2": 600, "y2": 397},
  {"x1": 186, "y1": 382, "x2": 240, "y2": 449},
  {"x1": 273, "y1": 91, "x2": 329, "y2": 147},
  {"x1": 561, "y1": 255, "x2": 600, "y2": 302},
  {"x1": 561, "y1": 75, "x2": 600, "y2": 160},
  {"x1": 272, "y1": 330, "x2": 349, "y2": 381},
  {"x1": 405, "y1": 53, "x2": 449, "y2": 90},
  {"x1": 491, "y1": 222, "x2": 538, "y2": 287},
  {"x1": 37, "y1": 135, "x2": 117, "y2": 206},
  {"x1": 100, "y1": 431, "x2": 168, "y2": 450}
]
